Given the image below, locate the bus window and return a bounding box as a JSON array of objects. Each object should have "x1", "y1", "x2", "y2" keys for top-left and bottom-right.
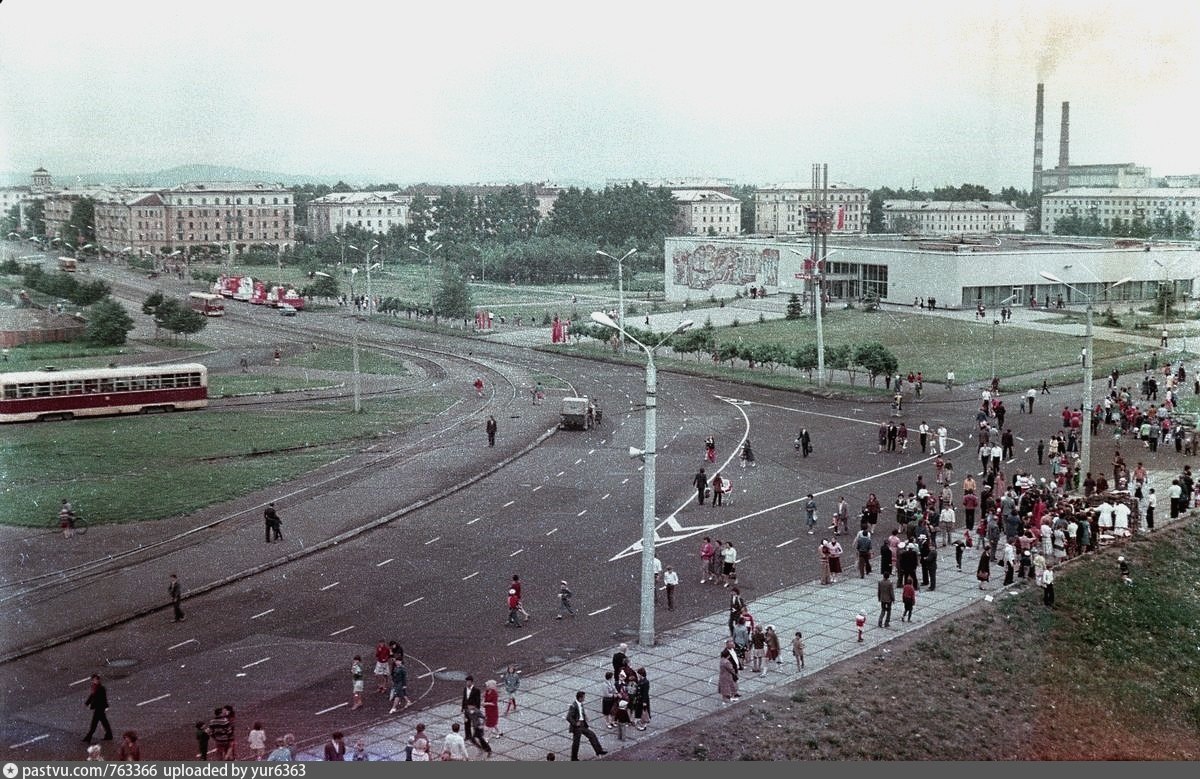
[
  {"x1": 66, "y1": 380, "x2": 83, "y2": 395},
  {"x1": 145, "y1": 375, "x2": 161, "y2": 390},
  {"x1": 35, "y1": 382, "x2": 52, "y2": 397},
  {"x1": 84, "y1": 379, "x2": 99, "y2": 393},
  {"x1": 129, "y1": 377, "x2": 146, "y2": 392}
]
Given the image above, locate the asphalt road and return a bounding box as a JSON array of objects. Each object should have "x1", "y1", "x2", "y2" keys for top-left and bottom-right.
[{"x1": 2, "y1": 266, "x2": 1052, "y2": 761}]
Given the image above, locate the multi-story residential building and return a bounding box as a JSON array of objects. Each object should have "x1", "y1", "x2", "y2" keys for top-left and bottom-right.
[
  {"x1": 306, "y1": 191, "x2": 411, "y2": 240},
  {"x1": 1038, "y1": 163, "x2": 1150, "y2": 194},
  {"x1": 607, "y1": 177, "x2": 735, "y2": 195},
  {"x1": 672, "y1": 190, "x2": 741, "y2": 236},
  {"x1": 1, "y1": 168, "x2": 55, "y2": 231},
  {"x1": 753, "y1": 183, "x2": 868, "y2": 234},
  {"x1": 1041, "y1": 188, "x2": 1200, "y2": 237},
  {"x1": 52, "y1": 181, "x2": 295, "y2": 256},
  {"x1": 1157, "y1": 174, "x2": 1200, "y2": 188},
  {"x1": 882, "y1": 200, "x2": 1029, "y2": 234}
]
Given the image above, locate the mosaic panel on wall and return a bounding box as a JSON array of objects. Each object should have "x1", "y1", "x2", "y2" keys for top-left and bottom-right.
[{"x1": 671, "y1": 243, "x2": 780, "y2": 291}]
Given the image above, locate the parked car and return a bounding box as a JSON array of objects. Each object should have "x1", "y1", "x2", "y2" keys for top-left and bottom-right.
[{"x1": 279, "y1": 303, "x2": 298, "y2": 317}]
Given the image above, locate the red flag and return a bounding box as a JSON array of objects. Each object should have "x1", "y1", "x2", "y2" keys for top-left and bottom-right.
[{"x1": 836, "y1": 205, "x2": 845, "y2": 230}]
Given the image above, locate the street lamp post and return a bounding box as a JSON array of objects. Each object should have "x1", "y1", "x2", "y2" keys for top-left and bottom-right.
[
  {"x1": 590, "y1": 311, "x2": 692, "y2": 648},
  {"x1": 787, "y1": 248, "x2": 838, "y2": 387},
  {"x1": 597, "y1": 249, "x2": 636, "y2": 353},
  {"x1": 410, "y1": 243, "x2": 443, "y2": 321},
  {"x1": 1039, "y1": 271, "x2": 1131, "y2": 489}
]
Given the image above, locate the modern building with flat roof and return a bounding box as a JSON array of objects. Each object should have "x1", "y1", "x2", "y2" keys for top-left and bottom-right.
[
  {"x1": 882, "y1": 200, "x2": 1029, "y2": 234},
  {"x1": 664, "y1": 234, "x2": 1198, "y2": 310}
]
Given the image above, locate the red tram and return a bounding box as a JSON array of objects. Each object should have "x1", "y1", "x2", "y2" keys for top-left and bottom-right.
[{"x1": 0, "y1": 363, "x2": 208, "y2": 423}]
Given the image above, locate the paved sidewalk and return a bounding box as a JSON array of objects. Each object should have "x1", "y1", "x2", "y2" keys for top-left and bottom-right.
[{"x1": 299, "y1": 471, "x2": 1195, "y2": 761}]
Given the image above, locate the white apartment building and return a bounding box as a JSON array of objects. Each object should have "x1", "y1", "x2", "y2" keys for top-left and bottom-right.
[
  {"x1": 754, "y1": 183, "x2": 868, "y2": 234},
  {"x1": 1, "y1": 168, "x2": 55, "y2": 230},
  {"x1": 882, "y1": 200, "x2": 1029, "y2": 234},
  {"x1": 672, "y1": 190, "x2": 741, "y2": 236},
  {"x1": 1041, "y1": 187, "x2": 1200, "y2": 237},
  {"x1": 306, "y1": 191, "x2": 411, "y2": 239},
  {"x1": 1038, "y1": 163, "x2": 1150, "y2": 193}
]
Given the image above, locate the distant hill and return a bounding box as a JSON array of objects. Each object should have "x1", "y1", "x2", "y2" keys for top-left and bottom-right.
[{"x1": 0, "y1": 164, "x2": 346, "y2": 188}]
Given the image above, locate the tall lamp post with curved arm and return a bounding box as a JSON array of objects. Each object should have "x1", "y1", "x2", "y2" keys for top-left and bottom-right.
[
  {"x1": 410, "y1": 243, "x2": 443, "y2": 321},
  {"x1": 1038, "y1": 270, "x2": 1131, "y2": 488},
  {"x1": 590, "y1": 311, "x2": 692, "y2": 647},
  {"x1": 597, "y1": 248, "x2": 636, "y2": 353}
]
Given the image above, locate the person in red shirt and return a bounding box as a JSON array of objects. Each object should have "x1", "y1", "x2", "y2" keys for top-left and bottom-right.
[
  {"x1": 373, "y1": 640, "x2": 391, "y2": 693},
  {"x1": 901, "y1": 580, "x2": 916, "y2": 622},
  {"x1": 510, "y1": 574, "x2": 530, "y2": 621},
  {"x1": 506, "y1": 589, "x2": 523, "y2": 627},
  {"x1": 699, "y1": 536, "x2": 716, "y2": 584},
  {"x1": 473, "y1": 377, "x2": 484, "y2": 397}
]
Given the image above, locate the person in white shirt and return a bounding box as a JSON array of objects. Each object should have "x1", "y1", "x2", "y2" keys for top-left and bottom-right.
[
  {"x1": 1096, "y1": 501, "x2": 1115, "y2": 531},
  {"x1": 652, "y1": 556, "x2": 662, "y2": 605},
  {"x1": 720, "y1": 542, "x2": 739, "y2": 587},
  {"x1": 1041, "y1": 567, "x2": 1055, "y2": 607},
  {"x1": 936, "y1": 425, "x2": 948, "y2": 455},
  {"x1": 441, "y1": 723, "x2": 470, "y2": 761},
  {"x1": 1026, "y1": 387, "x2": 1037, "y2": 414},
  {"x1": 1145, "y1": 488, "x2": 1157, "y2": 530},
  {"x1": 917, "y1": 422, "x2": 931, "y2": 453},
  {"x1": 1113, "y1": 501, "x2": 1131, "y2": 535},
  {"x1": 662, "y1": 565, "x2": 679, "y2": 611}
]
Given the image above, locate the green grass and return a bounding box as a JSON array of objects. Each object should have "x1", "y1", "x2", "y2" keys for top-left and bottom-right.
[
  {"x1": 208, "y1": 374, "x2": 342, "y2": 396},
  {"x1": 283, "y1": 346, "x2": 410, "y2": 375},
  {"x1": 0, "y1": 395, "x2": 453, "y2": 526},
  {"x1": 0, "y1": 341, "x2": 132, "y2": 371}
]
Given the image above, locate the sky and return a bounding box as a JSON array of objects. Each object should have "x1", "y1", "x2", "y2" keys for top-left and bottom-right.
[{"x1": 1, "y1": 0, "x2": 1198, "y2": 190}]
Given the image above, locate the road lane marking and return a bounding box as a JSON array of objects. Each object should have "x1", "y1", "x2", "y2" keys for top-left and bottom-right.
[
  {"x1": 250, "y1": 609, "x2": 275, "y2": 620},
  {"x1": 320, "y1": 582, "x2": 340, "y2": 591},
  {"x1": 10, "y1": 734, "x2": 49, "y2": 749},
  {"x1": 574, "y1": 458, "x2": 583, "y2": 465},
  {"x1": 587, "y1": 605, "x2": 613, "y2": 616},
  {"x1": 776, "y1": 538, "x2": 798, "y2": 548},
  {"x1": 425, "y1": 536, "x2": 441, "y2": 545},
  {"x1": 601, "y1": 493, "x2": 610, "y2": 500},
  {"x1": 556, "y1": 471, "x2": 565, "y2": 477},
  {"x1": 376, "y1": 558, "x2": 394, "y2": 567},
  {"x1": 315, "y1": 702, "x2": 349, "y2": 716},
  {"x1": 509, "y1": 548, "x2": 524, "y2": 557},
  {"x1": 532, "y1": 485, "x2": 543, "y2": 492},
  {"x1": 503, "y1": 500, "x2": 516, "y2": 507},
  {"x1": 404, "y1": 597, "x2": 425, "y2": 607},
  {"x1": 621, "y1": 478, "x2": 629, "y2": 485},
  {"x1": 241, "y1": 657, "x2": 271, "y2": 669},
  {"x1": 136, "y1": 693, "x2": 171, "y2": 707},
  {"x1": 467, "y1": 516, "x2": 482, "y2": 525},
  {"x1": 588, "y1": 449, "x2": 595, "y2": 455},
  {"x1": 168, "y1": 639, "x2": 199, "y2": 650},
  {"x1": 546, "y1": 528, "x2": 558, "y2": 536},
  {"x1": 329, "y1": 625, "x2": 356, "y2": 636},
  {"x1": 418, "y1": 667, "x2": 446, "y2": 680},
  {"x1": 506, "y1": 633, "x2": 534, "y2": 646},
  {"x1": 69, "y1": 676, "x2": 92, "y2": 687},
  {"x1": 577, "y1": 509, "x2": 588, "y2": 517},
  {"x1": 462, "y1": 571, "x2": 480, "y2": 581}
]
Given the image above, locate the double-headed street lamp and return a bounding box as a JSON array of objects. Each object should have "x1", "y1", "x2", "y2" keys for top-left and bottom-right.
[
  {"x1": 597, "y1": 249, "x2": 637, "y2": 352},
  {"x1": 410, "y1": 243, "x2": 443, "y2": 321},
  {"x1": 590, "y1": 311, "x2": 693, "y2": 648},
  {"x1": 1038, "y1": 270, "x2": 1131, "y2": 489},
  {"x1": 350, "y1": 242, "x2": 381, "y2": 310}
]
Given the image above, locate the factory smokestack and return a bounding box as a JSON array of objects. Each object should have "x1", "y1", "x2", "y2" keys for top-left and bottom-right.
[
  {"x1": 1032, "y1": 83, "x2": 1044, "y2": 195},
  {"x1": 1058, "y1": 101, "x2": 1070, "y2": 191}
]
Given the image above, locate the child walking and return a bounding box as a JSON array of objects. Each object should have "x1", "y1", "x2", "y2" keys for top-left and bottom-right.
[
  {"x1": 901, "y1": 578, "x2": 916, "y2": 622},
  {"x1": 791, "y1": 631, "x2": 806, "y2": 670}
]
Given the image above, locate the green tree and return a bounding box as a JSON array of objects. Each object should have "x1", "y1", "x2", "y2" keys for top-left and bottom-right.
[
  {"x1": 1173, "y1": 212, "x2": 1194, "y2": 239},
  {"x1": 142, "y1": 291, "x2": 166, "y2": 337},
  {"x1": 1, "y1": 204, "x2": 19, "y2": 235},
  {"x1": 788, "y1": 344, "x2": 818, "y2": 380},
  {"x1": 161, "y1": 304, "x2": 207, "y2": 342},
  {"x1": 434, "y1": 264, "x2": 472, "y2": 320},
  {"x1": 24, "y1": 199, "x2": 46, "y2": 236},
  {"x1": 785, "y1": 293, "x2": 804, "y2": 320},
  {"x1": 303, "y1": 273, "x2": 339, "y2": 300},
  {"x1": 730, "y1": 184, "x2": 756, "y2": 234},
  {"x1": 86, "y1": 298, "x2": 135, "y2": 346},
  {"x1": 62, "y1": 197, "x2": 96, "y2": 249},
  {"x1": 853, "y1": 342, "x2": 899, "y2": 387},
  {"x1": 407, "y1": 193, "x2": 435, "y2": 244}
]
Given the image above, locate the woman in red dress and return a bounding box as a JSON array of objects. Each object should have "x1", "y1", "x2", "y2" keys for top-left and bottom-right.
[{"x1": 483, "y1": 679, "x2": 501, "y2": 737}]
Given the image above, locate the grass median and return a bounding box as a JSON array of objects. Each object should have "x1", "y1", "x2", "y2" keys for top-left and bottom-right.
[{"x1": 0, "y1": 395, "x2": 453, "y2": 527}]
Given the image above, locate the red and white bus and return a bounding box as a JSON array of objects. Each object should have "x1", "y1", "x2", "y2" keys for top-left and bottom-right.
[
  {"x1": 0, "y1": 363, "x2": 208, "y2": 423},
  {"x1": 188, "y1": 291, "x2": 225, "y2": 317}
]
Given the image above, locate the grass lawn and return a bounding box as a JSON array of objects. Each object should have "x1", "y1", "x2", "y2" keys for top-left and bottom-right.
[
  {"x1": 614, "y1": 518, "x2": 1200, "y2": 760},
  {"x1": 0, "y1": 395, "x2": 453, "y2": 527},
  {"x1": 208, "y1": 374, "x2": 343, "y2": 396},
  {"x1": 284, "y1": 346, "x2": 410, "y2": 375}
]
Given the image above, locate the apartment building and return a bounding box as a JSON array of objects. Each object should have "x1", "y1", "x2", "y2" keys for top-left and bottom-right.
[
  {"x1": 754, "y1": 183, "x2": 868, "y2": 234},
  {"x1": 1041, "y1": 187, "x2": 1200, "y2": 237},
  {"x1": 882, "y1": 200, "x2": 1029, "y2": 234}
]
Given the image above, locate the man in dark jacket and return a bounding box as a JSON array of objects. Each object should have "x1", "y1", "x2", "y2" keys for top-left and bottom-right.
[
  {"x1": 877, "y1": 573, "x2": 895, "y2": 627},
  {"x1": 263, "y1": 502, "x2": 282, "y2": 543},
  {"x1": 855, "y1": 530, "x2": 873, "y2": 578},
  {"x1": 898, "y1": 542, "x2": 920, "y2": 590},
  {"x1": 83, "y1": 674, "x2": 113, "y2": 742},
  {"x1": 692, "y1": 468, "x2": 708, "y2": 505}
]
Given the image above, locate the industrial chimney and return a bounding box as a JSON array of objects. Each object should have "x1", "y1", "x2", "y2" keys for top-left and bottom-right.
[
  {"x1": 1058, "y1": 101, "x2": 1070, "y2": 191},
  {"x1": 1032, "y1": 83, "x2": 1044, "y2": 195}
]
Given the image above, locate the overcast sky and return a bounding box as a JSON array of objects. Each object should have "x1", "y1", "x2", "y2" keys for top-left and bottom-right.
[{"x1": 1, "y1": 0, "x2": 1197, "y2": 190}]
